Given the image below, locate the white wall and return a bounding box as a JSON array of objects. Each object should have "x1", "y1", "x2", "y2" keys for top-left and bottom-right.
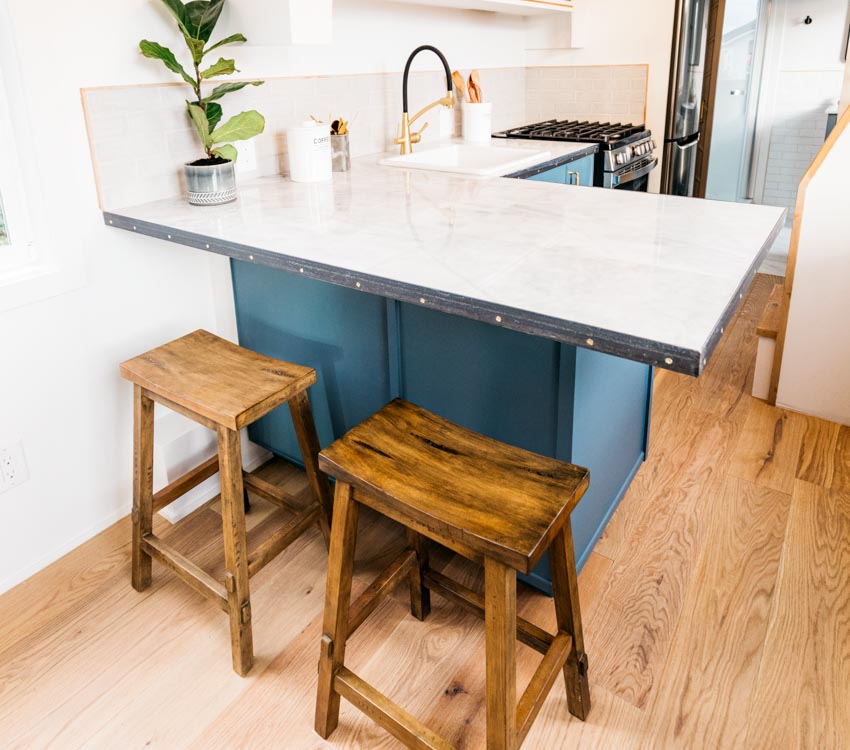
[
  {"x1": 527, "y1": 0, "x2": 676, "y2": 192},
  {"x1": 755, "y1": 0, "x2": 846, "y2": 214},
  {"x1": 0, "y1": 0, "x2": 673, "y2": 593}
]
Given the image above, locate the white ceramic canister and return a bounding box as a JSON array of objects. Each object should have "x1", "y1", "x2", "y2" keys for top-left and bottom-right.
[
  {"x1": 462, "y1": 102, "x2": 493, "y2": 145},
  {"x1": 287, "y1": 120, "x2": 332, "y2": 182}
]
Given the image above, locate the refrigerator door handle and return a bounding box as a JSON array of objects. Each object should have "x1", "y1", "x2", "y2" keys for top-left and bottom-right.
[{"x1": 674, "y1": 132, "x2": 701, "y2": 149}]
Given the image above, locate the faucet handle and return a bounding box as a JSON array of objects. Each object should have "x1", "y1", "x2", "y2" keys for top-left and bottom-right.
[{"x1": 411, "y1": 121, "x2": 429, "y2": 144}]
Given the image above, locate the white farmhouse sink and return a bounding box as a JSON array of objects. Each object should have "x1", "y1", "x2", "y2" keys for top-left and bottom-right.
[{"x1": 379, "y1": 144, "x2": 552, "y2": 178}]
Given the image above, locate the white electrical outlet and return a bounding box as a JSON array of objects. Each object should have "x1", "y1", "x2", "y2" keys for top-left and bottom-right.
[
  {"x1": 0, "y1": 440, "x2": 29, "y2": 494},
  {"x1": 237, "y1": 139, "x2": 258, "y2": 174}
]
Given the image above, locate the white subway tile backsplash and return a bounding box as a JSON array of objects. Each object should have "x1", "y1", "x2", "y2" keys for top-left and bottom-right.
[{"x1": 83, "y1": 64, "x2": 646, "y2": 209}]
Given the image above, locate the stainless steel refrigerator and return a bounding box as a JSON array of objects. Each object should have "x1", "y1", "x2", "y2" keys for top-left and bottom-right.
[{"x1": 661, "y1": 0, "x2": 710, "y2": 196}]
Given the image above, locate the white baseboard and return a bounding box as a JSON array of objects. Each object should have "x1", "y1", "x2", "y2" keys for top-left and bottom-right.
[
  {"x1": 0, "y1": 505, "x2": 129, "y2": 596},
  {"x1": 157, "y1": 439, "x2": 272, "y2": 524}
]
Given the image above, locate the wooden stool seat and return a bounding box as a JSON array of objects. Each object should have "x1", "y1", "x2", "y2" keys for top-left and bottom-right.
[
  {"x1": 320, "y1": 400, "x2": 588, "y2": 574},
  {"x1": 120, "y1": 330, "x2": 332, "y2": 676},
  {"x1": 315, "y1": 399, "x2": 592, "y2": 750},
  {"x1": 120, "y1": 329, "x2": 316, "y2": 430}
]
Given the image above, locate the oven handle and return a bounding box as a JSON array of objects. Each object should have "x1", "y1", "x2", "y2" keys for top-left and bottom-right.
[{"x1": 610, "y1": 157, "x2": 658, "y2": 187}]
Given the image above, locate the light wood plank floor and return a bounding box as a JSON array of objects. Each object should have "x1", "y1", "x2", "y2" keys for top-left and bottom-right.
[{"x1": 2, "y1": 274, "x2": 848, "y2": 749}]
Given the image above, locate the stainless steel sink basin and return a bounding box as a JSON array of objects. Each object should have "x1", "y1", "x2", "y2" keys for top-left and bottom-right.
[{"x1": 378, "y1": 144, "x2": 552, "y2": 178}]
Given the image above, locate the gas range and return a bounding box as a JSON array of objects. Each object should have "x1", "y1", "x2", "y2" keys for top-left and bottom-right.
[{"x1": 492, "y1": 120, "x2": 658, "y2": 190}]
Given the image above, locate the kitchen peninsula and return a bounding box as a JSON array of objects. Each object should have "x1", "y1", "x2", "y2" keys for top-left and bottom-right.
[{"x1": 104, "y1": 145, "x2": 785, "y2": 591}]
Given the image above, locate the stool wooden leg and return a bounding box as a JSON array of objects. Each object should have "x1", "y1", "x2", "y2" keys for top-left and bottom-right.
[
  {"x1": 550, "y1": 520, "x2": 591, "y2": 720},
  {"x1": 407, "y1": 530, "x2": 431, "y2": 621},
  {"x1": 132, "y1": 385, "x2": 155, "y2": 592},
  {"x1": 315, "y1": 481, "x2": 359, "y2": 738},
  {"x1": 218, "y1": 426, "x2": 254, "y2": 676},
  {"x1": 485, "y1": 557, "x2": 517, "y2": 750},
  {"x1": 289, "y1": 390, "x2": 333, "y2": 546}
]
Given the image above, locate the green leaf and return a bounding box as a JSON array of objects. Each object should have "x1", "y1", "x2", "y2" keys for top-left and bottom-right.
[
  {"x1": 209, "y1": 110, "x2": 265, "y2": 145},
  {"x1": 205, "y1": 33, "x2": 247, "y2": 54},
  {"x1": 157, "y1": 0, "x2": 223, "y2": 61},
  {"x1": 187, "y1": 102, "x2": 211, "y2": 148},
  {"x1": 157, "y1": 0, "x2": 191, "y2": 37},
  {"x1": 139, "y1": 40, "x2": 195, "y2": 86},
  {"x1": 203, "y1": 80, "x2": 264, "y2": 103},
  {"x1": 184, "y1": 0, "x2": 226, "y2": 43},
  {"x1": 205, "y1": 101, "x2": 223, "y2": 132},
  {"x1": 185, "y1": 37, "x2": 206, "y2": 64},
  {"x1": 212, "y1": 144, "x2": 238, "y2": 162},
  {"x1": 200, "y1": 57, "x2": 237, "y2": 79}
]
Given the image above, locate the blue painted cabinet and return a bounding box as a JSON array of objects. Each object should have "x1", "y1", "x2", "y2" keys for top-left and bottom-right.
[
  {"x1": 231, "y1": 259, "x2": 651, "y2": 594},
  {"x1": 526, "y1": 154, "x2": 594, "y2": 187}
]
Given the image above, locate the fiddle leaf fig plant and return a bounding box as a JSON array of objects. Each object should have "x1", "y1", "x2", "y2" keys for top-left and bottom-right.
[{"x1": 140, "y1": 0, "x2": 265, "y2": 162}]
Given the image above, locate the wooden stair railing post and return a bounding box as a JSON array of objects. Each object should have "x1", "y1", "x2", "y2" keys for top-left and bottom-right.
[
  {"x1": 131, "y1": 385, "x2": 155, "y2": 592},
  {"x1": 315, "y1": 481, "x2": 359, "y2": 738},
  {"x1": 218, "y1": 426, "x2": 254, "y2": 676}
]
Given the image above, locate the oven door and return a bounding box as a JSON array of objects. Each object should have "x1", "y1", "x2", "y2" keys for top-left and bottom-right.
[{"x1": 604, "y1": 157, "x2": 658, "y2": 191}]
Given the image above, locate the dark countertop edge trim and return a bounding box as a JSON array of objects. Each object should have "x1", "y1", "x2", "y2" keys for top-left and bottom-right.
[
  {"x1": 694, "y1": 207, "x2": 787, "y2": 375},
  {"x1": 502, "y1": 144, "x2": 599, "y2": 179},
  {"x1": 106, "y1": 209, "x2": 713, "y2": 377}
]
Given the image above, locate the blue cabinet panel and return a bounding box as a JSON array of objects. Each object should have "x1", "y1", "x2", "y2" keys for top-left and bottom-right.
[
  {"x1": 566, "y1": 154, "x2": 594, "y2": 188},
  {"x1": 231, "y1": 259, "x2": 652, "y2": 595},
  {"x1": 231, "y1": 260, "x2": 392, "y2": 462},
  {"x1": 524, "y1": 155, "x2": 594, "y2": 187},
  {"x1": 570, "y1": 349, "x2": 651, "y2": 568},
  {"x1": 397, "y1": 302, "x2": 562, "y2": 458},
  {"x1": 528, "y1": 164, "x2": 568, "y2": 184}
]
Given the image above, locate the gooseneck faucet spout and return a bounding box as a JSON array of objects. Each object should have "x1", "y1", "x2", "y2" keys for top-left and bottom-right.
[{"x1": 395, "y1": 45, "x2": 455, "y2": 155}]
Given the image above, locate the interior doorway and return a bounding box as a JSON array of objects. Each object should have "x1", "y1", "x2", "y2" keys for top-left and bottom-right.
[{"x1": 696, "y1": 0, "x2": 849, "y2": 211}]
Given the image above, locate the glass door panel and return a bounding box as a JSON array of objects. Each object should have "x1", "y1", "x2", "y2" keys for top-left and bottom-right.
[{"x1": 705, "y1": 0, "x2": 764, "y2": 201}]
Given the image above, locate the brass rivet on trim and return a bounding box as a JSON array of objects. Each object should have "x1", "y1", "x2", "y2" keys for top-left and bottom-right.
[
  {"x1": 665, "y1": 357, "x2": 673, "y2": 365},
  {"x1": 109, "y1": 220, "x2": 113, "y2": 224},
  {"x1": 420, "y1": 297, "x2": 426, "y2": 304},
  {"x1": 132, "y1": 226, "x2": 137, "y2": 231},
  {"x1": 495, "y1": 315, "x2": 502, "y2": 323},
  {"x1": 356, "y1": 282, "x2": 361, "y2": 288},
  {"x1": 586, "y1": 338, "x2": 594, "y2": 346},
  {"x1": 206, "y1": 244, "x2": 210, "y2": 249},
  {"x1": 299, "y1": 268, "x2": 304, "y2": 273},
  {"x1": 249, "y1": 255, "x2": 254, "y2": 260},
  {"x1": 167, "y1": 234, "x2": 171, "y2": 239}
]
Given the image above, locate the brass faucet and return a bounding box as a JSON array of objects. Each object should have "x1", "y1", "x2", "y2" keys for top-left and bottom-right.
[{"x1": 394, "y1": 45, "x2": 455, "y2": 156}]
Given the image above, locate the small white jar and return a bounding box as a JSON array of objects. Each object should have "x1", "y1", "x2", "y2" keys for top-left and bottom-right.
[
  {"x1": 286, "y1": 120, "x2": 332, "y2": 182},
  {"x1": 462, "y1": 102, "x2": 493, "y2": 145}
]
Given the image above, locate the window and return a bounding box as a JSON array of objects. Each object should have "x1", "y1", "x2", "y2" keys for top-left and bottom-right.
[
  {"x1": 0, "y1": 59, "x2": 34, "y2": 270},
  {"x1": 0, "y1": 0, "x2": 82, "y2": 311}
]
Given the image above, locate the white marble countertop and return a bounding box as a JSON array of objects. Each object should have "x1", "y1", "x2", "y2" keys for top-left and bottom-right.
[{"x1": 104, "y1": 140, "x2": 785, "y2": 375}]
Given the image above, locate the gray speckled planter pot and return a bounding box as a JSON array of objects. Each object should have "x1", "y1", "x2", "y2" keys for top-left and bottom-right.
[{"x1": 184, "y1": 160, "x2": 236, "y2": 206}]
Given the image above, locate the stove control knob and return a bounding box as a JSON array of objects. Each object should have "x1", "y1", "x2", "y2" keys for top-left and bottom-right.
[
  {"x1": 634, "y1": 144, "x2": 643, "y2": 156},
  {"x1": 615, "y1": 153, "x2": 625, "y2": 165}
]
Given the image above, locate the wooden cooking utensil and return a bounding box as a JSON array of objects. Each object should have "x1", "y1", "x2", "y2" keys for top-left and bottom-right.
[
  {"x1": 467, "y1": 74, "x2": 478, "y2": 104},
  {"x1": 452, "y1": 70, "x2": 468, "y2": 103}
]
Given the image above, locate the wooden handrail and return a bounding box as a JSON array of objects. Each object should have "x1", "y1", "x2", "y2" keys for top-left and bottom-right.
[{"x1": 768, "y1": 103, "x2": 850, "y2": 404}]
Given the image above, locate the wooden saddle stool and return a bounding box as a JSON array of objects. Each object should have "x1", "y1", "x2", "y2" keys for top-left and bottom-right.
[
  {"x1": 314, "y1": 399, "x2": 591, "y2": 750},
  {"x1": 120, "y1": 330, "x2": 333, "y2": 676}
]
